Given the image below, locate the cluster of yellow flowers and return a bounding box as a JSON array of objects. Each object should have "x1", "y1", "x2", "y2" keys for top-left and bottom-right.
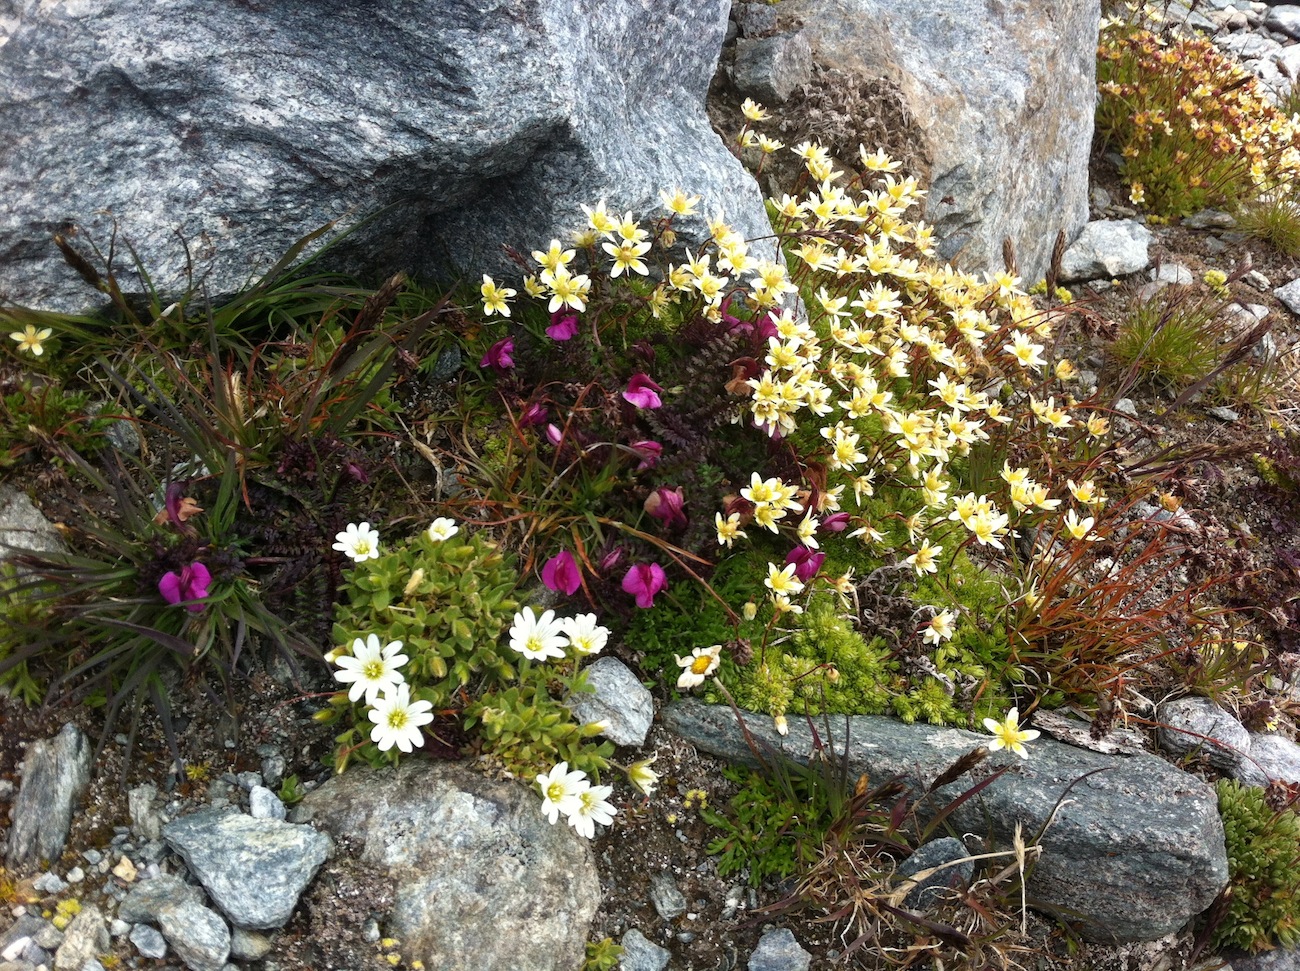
[{"x1": 1097, "y1": 8, "x2": 1300, "y2": 213}]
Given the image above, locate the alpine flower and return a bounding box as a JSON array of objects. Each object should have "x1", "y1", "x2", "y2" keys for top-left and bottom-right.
[
  {"x1": 368, "y1": 684, "x2": 434, "y2": 753},
  {"x1": 480, "y1": 275, "x2": 516, "y2": 317},
  {"x1": 333, "y1": 522, "x2": 381, "y2": 562},
  {"x1": 537, "y1": 762, "x2": 589, "y2": 824},
  {"x1": 644, "y1": 486, "x2": 687, "y2": 529},
  {"x1": 426, "y1": 517, "x2": 459, "y2": 542},
  {"x1": 622, "y1": 562, "x2": 667, "y2": 609},
  {"x1": 9, "y1": 324, "x2": 52, "y2": 356},
  {"x1": 541, "y1": 550, "x2": 582, "y2": 596},
  {"x1": 622, "y1": 374, "x2": 664, "y2": 409},
  {"x1": 676, "y1": 644, "x2": 722, "y2": 689},
  {"x1": 508, "y1": 606, "x2": 569, "y2": 662},
  {"x1": 158, "y1": 562, "x2": 211, "y2": 612},
  {"x1": 983, "y1": 707, "x2": 1040, "y2": 759},
  {"x1": 333, "y1": 634, "x2": 408, "y2": 705},
  {"x1": 568, "y1": 783, "x2": 617, "y2": 839},
  {"x1": 480, "y1": 337, "x2": 515, "y2": 372},
  {"x1": 563, "y1": 613, "x2": 609, "y2": 656},
  {"x1": 629, "y1": 440, "x2": 662, "y2": 471},
  {"x1": 546, "y1": 310, "x2": 580, "y2": 341}
]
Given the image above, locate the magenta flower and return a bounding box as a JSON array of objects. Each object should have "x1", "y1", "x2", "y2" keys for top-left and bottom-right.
[
  {"x1": 629, "y1": 440, "x2": 662, "y2": 471},
  {"x1": 822, "y1": 512, "x2": 851, "y2": 532},
  {"x1": 600, "y1": 547, "x2": 624, "y2": 574},
  {"x1": 785, "y1": 546, "x2": 826, "y2": 583},
  {"x1": 541, "y1": 550, "x2": 582, "y2": 596},
  {"x1": 622, "y1": 374, "x2": 663, "y2": 409},
  {"x1": 520, "y1": 401, "x2": 548, "y2": 426},
  {"x1": 480, "y1": 337, "x2": 515, "y2": 372},
  {"x1": 622, "y1": 562, "x2": 667, "y2": 609},
  {"x1": 546, "y1": 423, "x2": 564, "y2": 446},
  {"x1": 159, "y1": 562, "x2": 212, "y2": 613},
  {"x1": 644, "y1": 486, "x2": 687, "y2": 529},
  {"x1": 546, "y1": 311, "x2": 580, "y2": 341}
]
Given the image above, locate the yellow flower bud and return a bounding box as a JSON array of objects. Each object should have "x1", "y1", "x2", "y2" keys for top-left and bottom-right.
[
  {"x1": 403, "y1": 568, "x2": 425, "y2": 597},
  {"x1": 742, "y1": 601, "x2": 758, "y2": 621}
]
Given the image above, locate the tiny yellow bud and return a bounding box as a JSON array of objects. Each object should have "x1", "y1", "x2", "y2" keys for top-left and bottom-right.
[
  {"x1": 403, "y1": 568, "x2": 425, "y2": 597},
  {"x1": 742, "y1": 601, "x2": 758, "y2": 621}
]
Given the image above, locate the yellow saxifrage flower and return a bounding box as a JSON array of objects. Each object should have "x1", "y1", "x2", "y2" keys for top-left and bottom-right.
[
  {"x1": 983, "y1": 708, "x2": 1040, "y2": 759},
  {"x1": 9, "y1": 324, "x2": 52, "y2": 356}
]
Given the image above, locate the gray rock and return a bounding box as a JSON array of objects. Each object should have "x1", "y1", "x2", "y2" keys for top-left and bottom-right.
[
  {"x1": 619, "y1": 928, "x2": 670, "y2": 971},
  {"x1": 1265, "y1": 4, "x2": 1300, "y2": 37},
  {"x1": 235, "y1": 772, "x2": 262, "y2": 792},
  {"x1": 118, "y1": 874, "x2": 204, "y2": 924},
  {"x1": 1273, "y1": 277, "x2": 1300, "y2": 315},
  {"x1": 1234, "y1": 733, "x2": 1300, "y2": 787},
  {"x1": 157, "y1": 900, "x2": 230, "y2": 971},
  {"x1": 128, "y1": 784, "x2": 163, "y2": 841},
  {"x1": 1059, "y1": 220, "x2": 1153, "y2": 283},
  {"x1": 163, "y1": 809, "x2": 331, "y2": 930},
  {"x1": 784, "y1": 0, "x2": 1096, "y2": 283},
  {"x1": 1276, "y1": 42, "x2": 1300, "y2": 77},
  {"x1": 1151, "y1": 262, "x2": 1194, "y2": 285},
  {"x1": 6, "y1": 724, "x2": 92, "y2": 872},
  {"x1": 1114, "y1": 397, "x2": 1140, "y2": 419},
  {"x1": 53, "y1": 904, "x2": 107, "y2": 971},
  {"x1": 0, "y1": 485, "x2": 67, "y2": 561},
  {"x1": 0, "y1": 917, "x2": 49, "y2": 961},
  {"x1": 1184, "y1": 208, "x2": 1237, "y2": 229},
  {"x1": 129, "y1": 924, "x2": 167, "y2": 960},
  {"x1": 259, "y1": 755, "x2": 287, "y2": 791},
  {"x1": 64, "y1": 866, "x2": 84, "y2": 884},
  {"x1": 293, "y1": 760, "x2": 599, "y2": 971},
  {"x1": 733, "y1": 31, "x2": 813, "y2": 104},
  {"x1": 1218, "y1": 30, "x2": 1284, "y2": 57},
  {"x1": 665, "y1": 700, "x2": 1227, "y2": 943},
  {"x1": 1229, "y1": 945, "x2": 1300, "y2": 970},
  {"x1": 228, "y1": 928, "x2": 273, "y2": 961},
  {"x1": 649, "y1": 871, "x2": 687, "y2": 921},
  {"x1": 248, "y1": 787, "x2": 286, "y2": 821},
  {"x1": 1158, "y1": 697, "x2": 1251, "y2": 771},
  {"x1": 1208, "y1": 406, "x2": 1241, "y2": 422},
  {"x1": 0, "y1": 0, "x2": 773, "y2": 314},
  {"x1": 734, "y1": 2, "x2": 780, "y2": 37},
  {"x1": 81, "y1": 960, "x2": 105, "y2": 971},
  {"x1": 1091, "y1": 186, "x2": 1112, "y2": 212},
  {"x1": 896, "y1": 837, "x2": 973, "y2": 911},
  {"x1": 747, "y1": 926, "x2": 811, "y2": 971},
  {"x1": 567, "y1": 657, "x2": 655, "y2": 748},
  {"x1": 32, "y1": 872, "x2": 66, "y2": 895}
]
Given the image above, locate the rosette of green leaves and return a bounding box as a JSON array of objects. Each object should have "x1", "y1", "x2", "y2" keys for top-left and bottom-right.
[
  {"x1": 1213, "y1": 779, "x2": 1300, "y2": 953},
  {"x1": 329, "y1": 528, "x2": 519, "y2": 767}
]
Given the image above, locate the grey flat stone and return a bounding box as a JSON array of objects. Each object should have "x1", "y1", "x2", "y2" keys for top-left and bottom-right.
[
  {"x1": 1059, "y1": 219, "x2": 1153, "y2": 283},
  {"x1": 129, "y1": 924, "x2": 167, "y2": 960},
  {"x1": 665, "y1": 700, "x2": 1227, "y2": 944},
  {"x1": 6, "y1": 724, "x2": 92, "y2": 873},
  {"x1": 1234, "y1": 733, "x2": 1300, "y2": 787},
  {"x1": 896, "y1": 837, "x2": 973, "y2": 911},
  {"x1": 163, "y1": 809, "x2": 331, "y2": 930},
  {"x1": 118, "y1": 874, "x2": 204, "y2": 924},
  {"x1": 619, "y1": 928, "x2": 670, "y2": 971},
  {"x1": 649, "y1": 871, "x2": 687, "y2": 921},
  {"x1": 52, "y1": 904, "x2": 107, "y2": 971},
  {"x1": 567, "y1": 657, "x2": 655, "y2": 748},
  {"x1": 156, "y1": 900, "x2": 230, "y2": 971},
  {"x1": 1158, "y1": 697, "x2": 1251, "y2": 771},
  {"x1": 1272, "y1": 277, "x2": 1300, "y2": 315},
  {"x1": 733, "y1": 31, "x2": 813, "y2": 104},
  {"x1": 747, "y1": 927, "x2": 811, "y2": 971},
  {"x1": 0, "y1": 485, "x2": 67, "y2": 561}
]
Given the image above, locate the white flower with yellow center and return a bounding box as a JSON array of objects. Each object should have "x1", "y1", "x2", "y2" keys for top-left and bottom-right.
[
  {"x1": 479, "y1": 275, "x2": 516, "y2": 317},
  {"x1": 983, "y1": 708, "x2": 1040, "y2": 759},
  {"x1": 715, "y1": 512, "x2": 747, "y2": 548},
  {"x1": 922, "y1": 610, "x2": 956, "y2": 646},
  {"x1": 1063, "y1": 509, "x2": 1098, "y2": 542},
  {"x1": 659, "y1": 187, "x2": 701, "y2": 216},
  {"x1": 427, "y1": 517, "x2": 459, "y2": 542},
  {"x1": 905, "y1": 540, "x2": 942, "y2": 575},
  {"x1": 368, "y1": 684, "x2": 434, "y2": 753},
  {"x1": 508, "y1": 607, "x2": 569, "y2": 662},
  {"x1": 563, "y1": 614, "x2": 609, "y2": 656},
  {"x1": 333, "y1": 634, "x2": 408, "y2": 705},
  {"x1": 537, "y1": 762, "x2": 589, "y2": 825},
  {"x1": 333, "y1": 522, "x2": 381, "y2": 562},
  {"x1": 764, "y1": 562, "x2": 805, "y2": 597},
  {"x1": 568, "y1": 783, "x2": 617, "y2": 839},
  {"x1": 676, "y1": 645, "x2": 723, "y2": 689}
]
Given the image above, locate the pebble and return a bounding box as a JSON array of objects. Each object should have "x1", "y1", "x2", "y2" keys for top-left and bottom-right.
[
  {"x1": 748, "y1": 927, "x2": 812, "y2": 971},
  {"x1": 1208, "y1": 406, "x2": 1241, "y2": 422},
  {"x1": 1157, "y1": 697, "x2": 1251, "y2": 771},
  {"x1": 1183, "y1": 208, "x2": 1237, "y2": 229},
  {"x1": 64, "y1": 867, "x2": 84, "y2": 885},
  {"x1": 649, "y1": 872, "x2": 687, "y2": 921},
  {"x1": 80, "y1": 851, "x2": 101, "y2": 867},
  {"x1": 129, "y1": 923, "x2": 167, "y2": 960},
  {"x1": 32, "y1": 873, "x2": 65, "y2": 895},
  {"x1": 619, "y1": 928, "x2": 670, "y2": 971}
]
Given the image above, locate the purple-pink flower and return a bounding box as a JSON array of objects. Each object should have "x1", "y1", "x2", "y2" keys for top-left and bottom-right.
[
  {"x1": 622, "y1": 562, "x2": 667, "y2": 609},
  {"x1": 822, "y1": 512, "x2": 851, "y2": 533},
  {"x1": 629, "y1": 440, "x2": 662, "y2": 471},
  {"x1": 785, "y1": 546, "x2": 826, "y2": 583},
  {"x1": 541, "y1": 550, "x2": 582, "y2": 596},
  {"x1": 520, "y1": 401, "x2": 548, "y2": 427},
  {"x1": 644, "y1": 486, "x2": 687, "y2": 529},
  {"x1": 622, "y1": 374, "x2": 663, "y2": 410},
  {"x1": 546, "y1": 311, "x2": 579, "y2": 341},
  {"x1": 546, "y1": 423, "x2": 564, "y2": 446},
  {"x1": 480, "y1": 337, "x2": 515, "y2": 372},
  {"x1": 159, "y1": 562, "x2": 212, "y2": 613}
]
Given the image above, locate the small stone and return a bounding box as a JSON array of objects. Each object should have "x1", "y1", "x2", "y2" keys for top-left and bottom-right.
[
  {"x1": 111, "y1": 857, "x2": 137, "y2": 883},
  {"x1": 248, "y1": 787, "x2": 286, "y2": 821},
  {"x1": 1150, "y1": 262, "x2": 1194, "y2": 285},
  {"x1": 129, "y1": 924, "x2": 167, "y2": 960},
  {"x1": 1208, "y1": 406, "x2": 1241, "y2": 422},
  {"x1": 1114, "y1": 398, "x2": 1140, "y2": 419},
  {"x1": 1183, "y1": 208, "x2": 1237, "y2": 230},
  {"x1": 259, "y1": 755, "x2": 287, "y2": 791},
  {"x1": 1059, "y1": 220, "x2": 1153, "y2": 283},
  {"x1": 649, "y1": 872, "x2": 687, "y2": 921},
  {"x1": 53, "y1": 903, "x2": 107, "y2": 971},
  {"x1": 732, "y1": 31, "x2": 813, "y2": 104},
  {"x1": 361, "y1": 919, "x2": 380, "y2": 944},
  {"x1": 118, "y1": 874, "x2": 203, "y2": 924},
  {"x1": 235, "y1": 772, "x2": 262, "y2": 792},
  {"x1": 32, "y1": 873, "x2": 65, "y2": 895},
  {"x1": 566, "y1": 657, "x2": 655, "y2": 748},
  {"x1": 1246, "y1": 270, "x2": 1272, "y2": 290},
  {"x1": 896, "y1": 837, "x2": 974, "y2": 911},
  {"x1": 79, "y1": 851, "x2": 101, "y2": 867},
  {"x1": 128, "y1": 785, "x2": 162, "y2": 842},
  {"x1": 1234, "y1": 733, "x2": 1300, "y2": 788},
  {"x1": 619, "y1": 929, "x2": 670, "y2": 971},
  {"x1": 108, "y1": 920, "x2": 129, "y2": 939},
  {"x1": 1272, "y1": 277, "x2": 1300, "y2": 315},
  {"x1": 64, "y1": 868, "x2": 83, "y2": 885},
  {"x1": 734, "y1": 2, "x2": 779, "y2": 38},
  {"x1": 1158, "y1": 698, "x2": 1251, "y2": 771},
  {"x1": 157, "y1": 900, "x2": 231, "y2": 971},
  {"x1": 228, "y1": 928, "x2": 273, "y2": 961},
  {"x1": 1090, "y1": 186, "x2": 1112, "y2": 212},
  {"x1": 748, "y1": 927, "x2": 812, "y2": 971},
  {"x1": 1265, "y1": 4, "x2": 1300, "y2": 38},
  {"x1": 6, "y1": 725, "x2": 92, "y2": 873},
  {"x1": 81, "y1": 959, "x2": 105, "y2": 971}
]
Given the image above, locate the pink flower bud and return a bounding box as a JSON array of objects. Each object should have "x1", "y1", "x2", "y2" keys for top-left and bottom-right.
[
  {"x1": 822, "y1": 512, "x2": 851, "y2": 532},
  {"x1": 541, "y1": 550, "x2": 582, "y2": 596},
  {"x1": 520, "y1": 401, "x2": 548, "y2": 426},
  {"x1": 546, "y1": 311, "x2": 579, "y2": 341},
  {"x1": 480, "y1": 337, "x2": 515, "y2": 372},
  {"x1": 644, "y1": 486, "x2": 687, "y2": 529},
  {"x1": 629, "y1": 440, "x2": 662, "y2": 471},
  {"x1": 622, "y1": 373, "x2": 663, "y2": 409}
]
